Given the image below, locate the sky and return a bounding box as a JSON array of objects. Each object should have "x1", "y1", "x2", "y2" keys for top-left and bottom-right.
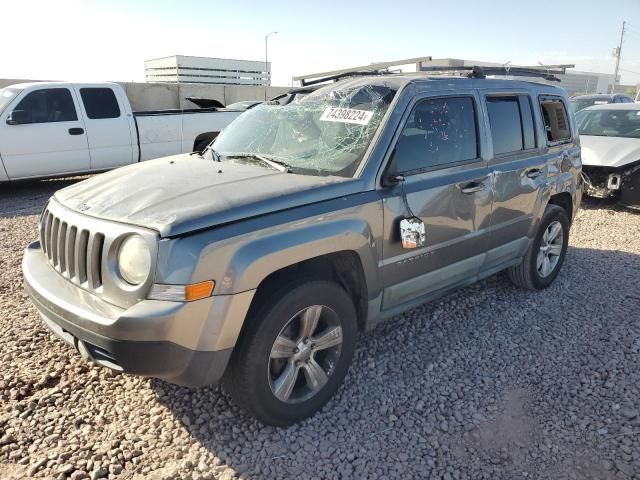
[{"x1": 3, "y1": 0, "x2": 640, "y2": 87}]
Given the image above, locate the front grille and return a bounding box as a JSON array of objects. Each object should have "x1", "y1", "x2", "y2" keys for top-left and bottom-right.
[{"x1": 40, "y1": 207, "x2": 105, "y2": 291}]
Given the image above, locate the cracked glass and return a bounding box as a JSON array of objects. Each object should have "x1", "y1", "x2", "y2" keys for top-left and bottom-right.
[{"x1": 212, "y1": 82, "x2": 398, "y2": 177}]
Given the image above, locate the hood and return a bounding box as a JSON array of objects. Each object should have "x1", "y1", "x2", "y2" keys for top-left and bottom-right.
[
  {"x1": 580, "y1": 135, "x2": 640, "y2": 168},
  {"x1": 54, "y1": 154, "x2": 354, "y2": 237}
]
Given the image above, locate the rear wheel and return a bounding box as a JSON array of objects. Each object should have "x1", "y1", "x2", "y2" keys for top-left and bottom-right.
[
  {"x1": 223, "y1": 280, "x2": 357, "y2": 426},
  {"x1": 508, "y1": 204, "x2": 570, "y2": 290}
]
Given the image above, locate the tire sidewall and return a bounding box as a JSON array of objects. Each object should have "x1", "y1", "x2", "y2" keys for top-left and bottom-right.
[
  {"x1": 529, "y1": 206, "x2": 570, "y2": 289},
  {"x1": 235, "y1": 281, "x2": 357, "y2": 425}
]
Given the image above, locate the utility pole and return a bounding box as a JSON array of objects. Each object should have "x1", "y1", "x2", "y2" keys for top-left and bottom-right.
[{"x1": 612, "y1": 21, "x2": 626, "y2": 94}]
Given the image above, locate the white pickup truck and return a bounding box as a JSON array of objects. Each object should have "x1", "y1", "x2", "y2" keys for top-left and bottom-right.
[{"x1": 0, "y1": 82, "x2": 242, "y2": 181}]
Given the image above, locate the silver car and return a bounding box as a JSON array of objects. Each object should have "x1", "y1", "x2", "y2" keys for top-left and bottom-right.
[{"x1": 23, "y1": 74, "x2": 582, "y2": 425}]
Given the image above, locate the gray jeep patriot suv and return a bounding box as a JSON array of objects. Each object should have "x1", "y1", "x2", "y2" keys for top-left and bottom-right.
[{"x1": 23, "y1": 72, "x2": 582, "y2": 425}]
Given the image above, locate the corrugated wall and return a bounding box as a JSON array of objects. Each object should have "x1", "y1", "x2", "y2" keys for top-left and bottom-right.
[{"x1": 0, "y1": 79, "x2": 290, "y2": 111}]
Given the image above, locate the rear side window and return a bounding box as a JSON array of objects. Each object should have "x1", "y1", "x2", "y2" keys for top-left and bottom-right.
[
  {"x1": 80, "y1": 88, "x2": 120, "y2": 119},
  {"x1": 394, "y1": 96, "x2": 478, "y2": 172},
  {"x1": 13, "y1": 88, "x2": 78, "y2": 123},
  {"x1": 486, "y1": 95, "x2": 537, "y2": 155},
  {"x1": 539, "y1": 97, "x2": 571, "y2": 144}
]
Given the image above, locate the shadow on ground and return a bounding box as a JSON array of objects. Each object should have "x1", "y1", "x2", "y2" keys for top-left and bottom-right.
[
  {"x1": 0, "y1": 177, "x2": 87, "y2": 218},
  {"x1": 152, "y1": 245, "x2": 640, "y2": 479}
]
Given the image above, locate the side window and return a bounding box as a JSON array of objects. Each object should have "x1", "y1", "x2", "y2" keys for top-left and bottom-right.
[
  {"x1": 486, "y1": 95, "x2": 537, "y2": 155},
  {"x1": 539, "y1": 97, "x2": 571, "y2": 144},
  {"x1": 13, "y1": 88, "x2": 78, "y2": 124},
  {"x1": 80, "y1": 88, "x2": 120, "y2": 119},
  {"x1": 394, "y1": 96, "x2": 478, "y2": 172}
]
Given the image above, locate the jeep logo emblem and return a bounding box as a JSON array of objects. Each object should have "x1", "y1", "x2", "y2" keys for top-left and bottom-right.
[{"x1": 77, "y1": 203, "x2": 91, "y2": 212}]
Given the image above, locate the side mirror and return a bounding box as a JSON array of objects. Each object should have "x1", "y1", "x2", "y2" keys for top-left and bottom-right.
[
  {"x1": 382, "y1": 173, "x2": 405, "y2": 187},
  {"x1": 6, "y1": 110, "x2": 32, "y2": 125}
]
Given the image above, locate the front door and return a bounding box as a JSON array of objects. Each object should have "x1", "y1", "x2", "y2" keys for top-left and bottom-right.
[
  {"x1": 0, "y1": 87, "x2": 90, "y2": 179},
  {"x1": 380, "y1": 93, "x2": 492, "y2": 310}
]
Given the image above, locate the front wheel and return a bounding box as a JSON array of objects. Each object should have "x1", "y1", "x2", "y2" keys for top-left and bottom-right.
[
  {"x1": 223, "y1": 280, "x2": 357, "y2": 426},
  {"x1": 508, "y1": 204, "x2": 570, "y2": 290}
]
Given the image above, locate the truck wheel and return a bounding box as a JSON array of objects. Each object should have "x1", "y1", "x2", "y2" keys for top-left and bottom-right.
[
  {"x1": 223, "y1": 280, "x2": 357, "y2": 426},
  {"x1": 508, "y1": 204, "x2": 569, "y2": 290}
]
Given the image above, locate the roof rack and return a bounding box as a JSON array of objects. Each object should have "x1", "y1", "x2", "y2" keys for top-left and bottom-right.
[
  {"x1": 419, "y1": 64, "x2": 575, "y2": 82},
  {"x1": 294, "y1": 56, "x2": 433, "y2": 87}
]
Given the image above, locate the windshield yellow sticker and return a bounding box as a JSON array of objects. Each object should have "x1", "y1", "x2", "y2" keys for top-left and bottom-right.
[{"x1": 319, "y1": 107, "x2": 374, "y2": 125}]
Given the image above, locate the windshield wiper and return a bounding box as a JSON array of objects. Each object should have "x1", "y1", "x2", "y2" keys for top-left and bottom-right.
[{"x1": 225, "y1": 153, "x2": 291, "y2": 173}]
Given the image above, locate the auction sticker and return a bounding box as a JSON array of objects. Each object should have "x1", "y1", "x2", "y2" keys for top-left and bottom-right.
[{"x1": 319, "y1": 107, "x2": 373, "y2": 125}]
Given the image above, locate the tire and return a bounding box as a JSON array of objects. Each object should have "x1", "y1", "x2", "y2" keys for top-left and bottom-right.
[
  {"x1": 223, "y1": 280, "x2": 357, "y2": 426},
  {"x1": 508, "y1": 204, "x2": 570, "y2": 290}
]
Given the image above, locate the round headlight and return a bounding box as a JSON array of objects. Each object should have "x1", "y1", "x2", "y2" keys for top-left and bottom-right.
[{"x1": 117, "y1": 235, "x2": 151, "y2": 285}]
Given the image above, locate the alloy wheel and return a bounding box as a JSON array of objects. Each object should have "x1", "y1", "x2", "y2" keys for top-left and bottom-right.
[
  {"x1": 537, "y1": 220, "x2": 564, "y2": 278},
  {"x1": 268, "y1": 305, "x2": 343, "y2": 404}
]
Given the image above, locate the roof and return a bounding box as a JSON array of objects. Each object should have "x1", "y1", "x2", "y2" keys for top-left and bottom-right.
[
  {"x1": 583, "y1": 103, "x2": 640, "y2": 111},
  {"x1": 3, "y1": 81, "x2": 119, "y2": 90}
]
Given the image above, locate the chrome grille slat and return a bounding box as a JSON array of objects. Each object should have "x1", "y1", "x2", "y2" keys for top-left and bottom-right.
[
  {"x1": 76, "y1": 230, "x2": 89, "y2": 284},
  {"x1": 58, "y1": 222, "x2": 67, "y2": 274},
  {"x1": 87, "y1": 233, "x2": 105, "y2": 289},
  {"x1": 50, "y1": 217, "x2": 60, "y2": 266},
  {"x1": 44, "y1": 212, "x2": 53, "y2": 260},
  {"x1": 66, "y1": 226, "x2": 77, "y2": 280}
]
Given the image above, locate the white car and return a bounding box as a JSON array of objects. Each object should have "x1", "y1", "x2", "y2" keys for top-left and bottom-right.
[
  {"x1": 577, "y1": 103, "x2": 640, "y2": 209},
  {"x1": 0, "y1": 82, "x2": 242, "y2": 181}
]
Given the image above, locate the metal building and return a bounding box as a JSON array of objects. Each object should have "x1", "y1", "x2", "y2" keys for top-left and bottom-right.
[{"x1": 145, "y1": 55, "x2": 270, "y2": 86}]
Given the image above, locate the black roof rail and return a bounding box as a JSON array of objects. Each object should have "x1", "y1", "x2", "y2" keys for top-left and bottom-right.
[
  {"x1": 300, "y1": 70, "x2": 393, "y2": 87},
  {"x1": 419, "y1": 64, "x2": 575, "y2": 82},
  {"x1": 294, "y1": 56, "x2": 434, "y2": 87}
]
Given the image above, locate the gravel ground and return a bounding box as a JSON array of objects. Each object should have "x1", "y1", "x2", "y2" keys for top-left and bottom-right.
[{"x1": 1, "y1": 179, "x2": 640, "y2": 480}]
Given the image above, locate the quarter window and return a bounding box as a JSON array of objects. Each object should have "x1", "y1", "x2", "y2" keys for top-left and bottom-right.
[
  {"x1": 80, "y1": 88, "x2": 120, "y2": 119},
  {"x1": 13, "y1": 88, "x2": 78, "y2": 123},
  {"x1": 540, "y1": 97, "x2": 571, "y2": 144},
  {"x1": 394, "y1": 96, "x2": 478, "y2": 172}
]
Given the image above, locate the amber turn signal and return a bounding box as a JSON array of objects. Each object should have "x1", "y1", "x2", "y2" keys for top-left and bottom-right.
[{"x1": 184, "y1": 280, "x2": 215, "y2": 301}]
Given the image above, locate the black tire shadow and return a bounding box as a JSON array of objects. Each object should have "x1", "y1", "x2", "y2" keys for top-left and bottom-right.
[{"x1": 151, "y1": 246, "x2": 640, "y2": 479}]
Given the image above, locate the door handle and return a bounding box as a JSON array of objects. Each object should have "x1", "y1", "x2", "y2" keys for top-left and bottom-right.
[
  {"x1": 526, "y1": 168, "x2": 543, "y2": 179},
  {"x1": 68, "y1": 128, "x2": 84, "y2": 135},
  {"x1": 460, "y1": 182, "x2": 485, "y2": 194}
]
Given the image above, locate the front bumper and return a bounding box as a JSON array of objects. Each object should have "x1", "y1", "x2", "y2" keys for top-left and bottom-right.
[
  {"x1": 23, "y1": 241, "x2": 253, "y2": 387},
  {"x1": 582, "y1": 164, "x2": 640, "y2": 208}
]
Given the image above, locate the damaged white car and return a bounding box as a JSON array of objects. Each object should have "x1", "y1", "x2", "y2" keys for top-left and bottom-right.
[{"x1": 577, "y1": 103, "x2": 640, "y2": 209}]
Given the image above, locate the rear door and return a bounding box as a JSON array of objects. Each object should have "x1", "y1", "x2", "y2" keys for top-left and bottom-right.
[
  {"x1": 380, "y1": 92, "x2": 492, "y2": 309},
  {"x1": 0, "y1": 87, "x2": 90, "y2": 179},
  {"x1": 74, "y1": 85, "x2": 136, "y2": 170},
  {"x1": 480, "y1": 91, "x2": 546, "y2": 272}
]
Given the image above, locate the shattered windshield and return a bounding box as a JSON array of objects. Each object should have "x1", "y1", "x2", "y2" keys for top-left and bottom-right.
[
  {"x1": 211, "y1": 82, "x2": 397, "y2": 177},
  {"x1": 577, "y1": 109, "x2": 640, "y2": 138}
]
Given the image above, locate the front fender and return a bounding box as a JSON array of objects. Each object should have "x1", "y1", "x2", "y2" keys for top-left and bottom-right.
[
  {"x1": 218, "y1": 217, "x2": 380, "y2": 294},
  {"x1": 155, "y1": 194, "x2": 383, "y2": 299}
]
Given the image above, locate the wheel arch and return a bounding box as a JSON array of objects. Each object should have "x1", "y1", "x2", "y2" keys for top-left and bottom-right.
[
  {"x1": 548, "y1": 191, "x2": 573, "y2": 223},
  {"x1": 245, "y1": 251, "x2": 369, "y2": 333}
]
